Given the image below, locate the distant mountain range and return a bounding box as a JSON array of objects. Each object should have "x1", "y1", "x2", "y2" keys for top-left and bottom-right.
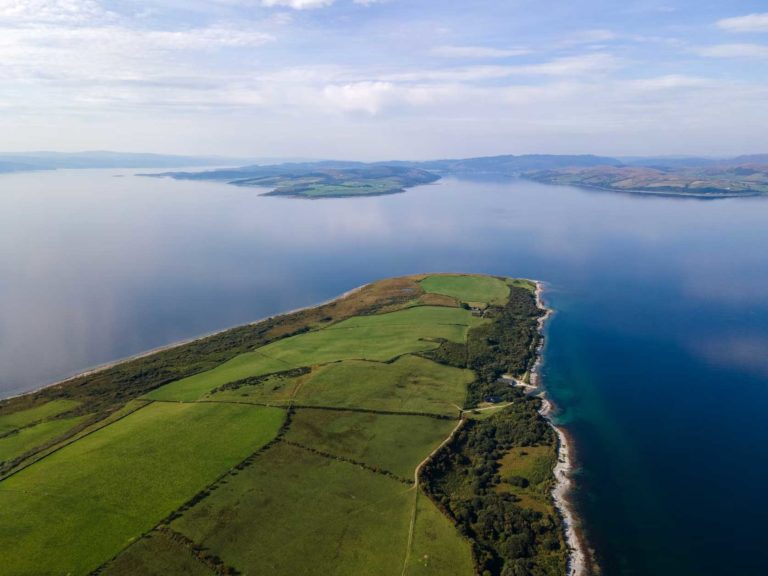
[
  {"x1": 152, "y1": 153, "x2": 768, "y2": 198},
  {"x1": 4, "y1": 151, "x2": 768, "y2": 198}
]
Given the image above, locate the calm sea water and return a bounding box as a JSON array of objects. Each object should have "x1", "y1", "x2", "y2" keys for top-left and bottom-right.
[{"x1": 1, "y1": 169, "x2": 766, "y2": 574}]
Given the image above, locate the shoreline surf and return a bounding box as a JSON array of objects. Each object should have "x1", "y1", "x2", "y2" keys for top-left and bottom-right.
[{"x1": 531, "y1": 280, "x2": 591, "y2": 576}]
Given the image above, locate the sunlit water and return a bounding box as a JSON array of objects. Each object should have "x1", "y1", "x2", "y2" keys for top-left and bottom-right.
[{"x1": 1, "y1": 169, "x2": 766, "y2": 574}]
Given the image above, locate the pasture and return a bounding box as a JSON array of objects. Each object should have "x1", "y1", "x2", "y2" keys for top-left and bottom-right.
[
  {"x1": 0, "y1": 402, "x2": 284, "y2": 575},
  {"x1": 286, "y1": 408, "x2": 458, "y2": 479},
  {"x1": 0, "y1": 414, "x2": 86, "y2": 464},
  {"x1": 102, "y1": 530, "x2": 215, "y2": 576},
  {"x1": 149, "y1": 305, "x2": 483, "y2": 402},
  {"x1": 420, "y1": 274, "x2": 509, "y2": 305},
  {"x1": 172, "y1": 442, "x2": 414, "y2": 575},
  {"x1": 0, "y1": 398, "x2": 79, "y2": 434},
  {"x1": 291, "y1": 355, "x2": 473, "y2": 415},
  {"x1": 407, "y1": 493, "x2": 474, "y2": 576}
]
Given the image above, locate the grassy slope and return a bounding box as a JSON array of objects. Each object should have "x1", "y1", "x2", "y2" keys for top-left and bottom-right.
[
  {"x1": 0, "y1": 402, "x2": 284, "y2": 575},
  {"x1": 102, "y1": 531, "x2": 215, "y2": 576},
  {"x1": 408, "y1": 492, "x2": 475, "y2": 576},
  {"x1": 289, "y1": 355, "x2": 473, "y2": 415},
  {"x1": 285, "y1": 409, "x2": 458, "y2": 479},
  {"x1": 496, "y1": 445, "x2": 557, "y2": 515},
  {"x1": 420, "y1": 274, "x2": 510, "y2": 306},
  {"x1": 0, "y1": 414, "x2": 87, "y2": 464},
  {"x1": 0, "y1": 399, "x2": 79, "y2": 434},
  {"x1": 172, "y1": 442, "x2": 414, "y2": 576},
  {"x1": 148, "y1": 306, "x2": 483, "y2": 402}
]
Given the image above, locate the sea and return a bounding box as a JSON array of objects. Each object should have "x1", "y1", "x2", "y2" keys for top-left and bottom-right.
[{"x1": 1, "y1": 168, "x2": 766, "y2": 575}]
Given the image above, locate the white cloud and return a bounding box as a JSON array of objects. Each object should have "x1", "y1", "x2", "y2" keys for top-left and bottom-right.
[
  {"x1": 0, "y1": 0, "x2": 110, "y2": 24},
  {"x1": 696, "y1": 43, "x2": 768, "y2": 59},
  {"x1": 323, "y1": 81, "x2": 394, "y2": 114},
  {"x1": 261, "y1": 0, "x2": 334, "y2": 8},
  {"x1": 384, "y1": 53, "x2": 620, "y2": 83},
  {"x1": 431, "y1": 45, "x2": 530, "y2": 59},
  {"x1": 717, "y1": 13, "x2": 768, "y2": 33},
  {"x1": 629, "y1": 75, "x2": 711, "y2": 90}
]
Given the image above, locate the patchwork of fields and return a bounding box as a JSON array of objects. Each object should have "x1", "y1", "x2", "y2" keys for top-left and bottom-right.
[{"x1": 0, "y1": 274, "x2": 558, "y2": 576}]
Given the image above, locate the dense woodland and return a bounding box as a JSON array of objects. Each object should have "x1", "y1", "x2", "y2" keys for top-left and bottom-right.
[{"x1": 421, "y1": 398, "x2": 566, "y2": 576}]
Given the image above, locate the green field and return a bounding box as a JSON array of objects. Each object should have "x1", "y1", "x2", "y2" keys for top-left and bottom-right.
[
  {"x1": 286, "y1": 408, "x2": 458, "y2": 479},
  {"x1": 496, "y1": 444, "x2": 557, "y2": 514},
  {"x1": 149, "y1": 306, "x2": 483, "y2": 402},
  {"x1": 0, "y1": 398, "x2": 79, "y2": 434},
  {"x1": 172, "y1": 442, "x2": 415, "y2": 575},
  {"x1": 407, "y1": 493, "x2": 474, "y2": 576},
  {"x1": 0, "y1": 402, "x2": 284, "y2": 575},
  {"x1": 289, "y1": 355, "x2": 473, "y2": 415},
  {"x1": 0, "y1": 414, "x2": 86, "y2": 464},
  {"x1": 420, "y1": 274, "x2": 510, "y2": 305},
  {"x1": 102, "y1": 530, "x2": 215, "y2": 576}
]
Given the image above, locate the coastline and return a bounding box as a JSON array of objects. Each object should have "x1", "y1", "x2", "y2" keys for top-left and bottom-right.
[
  {"x1": 3, "y1": 283, "x2": 370, "y2": 403},
  {"x1": 530, "y1": 280, "x2": 589, "y2": 576}
]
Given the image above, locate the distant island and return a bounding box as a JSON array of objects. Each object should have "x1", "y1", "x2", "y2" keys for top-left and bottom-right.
[
  {"x1": 0, "y1": 274, "x2": 578, "y2": 576},
  {"x1": 525, "y1": 159, "x2": 768, "y2": 198},
  {"x1": 151, "y1": 164, "x2": 440, "y2": 198}
]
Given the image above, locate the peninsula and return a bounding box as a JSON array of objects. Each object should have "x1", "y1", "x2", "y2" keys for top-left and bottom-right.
[{"x1": 0, "y1": 274, "x2": 577, "y2": 576}]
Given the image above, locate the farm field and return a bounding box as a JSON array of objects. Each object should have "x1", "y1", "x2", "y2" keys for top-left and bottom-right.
[
  {"x1": 0, "y1": 414, "x2": 86, "y2": 464},
  {"x1": 288, "y1": 355, "x2": 473, "y2": 414},
  {"x1": 408, "y1": 492, "x2": 476, "y2": 576},
  {"x1": 102, "y1": 530, "x2": 216, "y2": 576},
  {"x1": 420, "y1": 274, "x2": 510, "y2": 306},
  {"x1": 0, "y1": 398, "x2": 79, "y2": 433},
  {"x1": 148, "y1": 305, "x2": 484, "y2": 402},
  {"x1": 0, "y1": 402, "x2": 284, "y2": 575},
  {"x1": 285, "y1": 408, "x2": 458, "y2": 479},
  {"x1": 171, "y1": 442, "x2": 415, "y2": 575},
  {"x1": 0, "y1": 274, "x2": 556, "y2": 576}
]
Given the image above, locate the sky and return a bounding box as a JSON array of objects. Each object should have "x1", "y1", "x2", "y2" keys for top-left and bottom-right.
[{"x1": 1, "y1": 0, "x2": 768, "y2": 159}]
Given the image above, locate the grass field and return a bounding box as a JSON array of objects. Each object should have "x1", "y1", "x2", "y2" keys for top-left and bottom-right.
[
  {"x1": 173, "y1": 442, "x2": 414, "y2": 575},
  {"x1": 420, "y1": 274, "x2": 510, "y2": 305},
  {"x1": 0, "y1": 414, "x2": 86, "y2": 464},
  {"x1": 0, "y1": 402, "x2": 285, "y2": 575},
  {"x1": 205, "y1": 368, "x2": 310, "y2": 405},
  {"x1": 496, "y1": 444, "x2": 557, "y2": 514},
  {"x1": 149, "y1": 306, "x2": 483, "y2": 402},
  {"x1": 290, "y1": 355, "x2": 473, "y2": 415},
  {"x1": 507, "y1": 278, "x2": 536, "y2": 293},
  {"x1": 102, "y1": 530, "x2": 215, "y2": 576},
  {"x1": 407, "y1": 493, "x2": 474, "y2": 576},
  {"x1": 0, "y1": 399, "x2": 80, "y2": 434},
  {"x1": 286, "y1": 408, "x2": 458, "y2": 479}
]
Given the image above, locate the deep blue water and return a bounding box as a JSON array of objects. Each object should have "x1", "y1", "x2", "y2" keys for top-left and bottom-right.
[{"x1": 1, "y1": 169, "x2": 766, "y2": 574}]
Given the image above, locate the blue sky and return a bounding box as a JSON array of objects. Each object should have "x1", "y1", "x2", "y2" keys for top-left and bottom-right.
[{"x1": 1, "y1": 0, "x2": 767, "y2": 158}]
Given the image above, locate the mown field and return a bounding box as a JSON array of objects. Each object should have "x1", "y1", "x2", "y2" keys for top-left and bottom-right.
[
  {"x1": 0, "y1": 402, "x2": 284, "y2": 575},
  {"x1": 148, "y1": 305, "x2": 484, "y2": 402},
  {"x1": 0, "y1": 273, "x2": 559, "y2": 576},
  {"x1": 420, "y1": 274, "x2": 510, "y2": 306}
]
